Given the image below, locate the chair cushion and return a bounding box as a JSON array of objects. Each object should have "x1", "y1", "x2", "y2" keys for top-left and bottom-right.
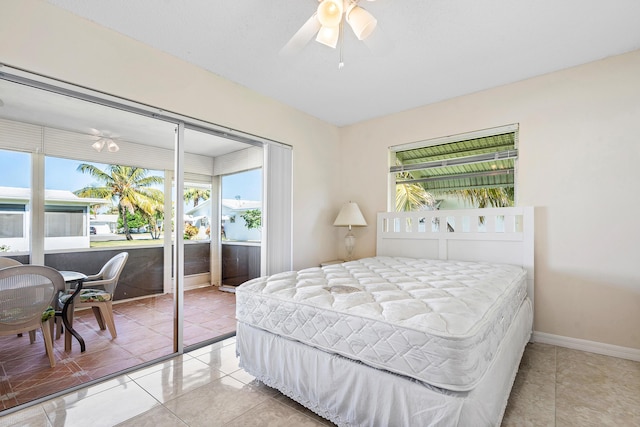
[
  {"x1": 60, "y1": 289, "x2": 112, "y2": 303},
  {"x1": 42, "y1": 306, "x2": 55, "y2": 322}
]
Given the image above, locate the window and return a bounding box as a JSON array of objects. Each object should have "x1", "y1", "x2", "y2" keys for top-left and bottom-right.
[
  {"x1": 390, "y1": 124, "x2": 518, "y2": 211},
  {"x1": 184, "y1": 182, "x2": 212, "y2": 241},
  {"x1": 221, "y1": 169, "x2": 262, "y2": 242},
  {"x1": 0, "y1": 149, "x2": 31, "y2": 253},
  {"x1": 0, "y1": 204, "x2": 25, "y2": 238},
  {"x1": 45, "y1": 205, "x2": 86, "y2": 237},
  {"x1": 45, "y1": 156, "x2": 166, "y2": 249}
]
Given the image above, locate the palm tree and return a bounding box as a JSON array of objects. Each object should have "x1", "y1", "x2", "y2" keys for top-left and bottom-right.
[
  {"x1": 441, "y1": 187, "x2": 514, "y2": 208},
  {"x1": 184, "y1": 188, "x2": 210, "y2": 207},
  {"x1": 396, "y1": 182, "x2": 514, "y2": 212},
  {"x1": 74, "y1": 164, "x2": 164, "y2": 240},
  {"x1": 396, "y1": 182, "x2": 436, "y2": 212},
  {"x1": 145, "y1": 202, "x2": 164, "y2": 240},
  {"x1": 395, "y1": 171, "x2": 436, "y2": 212}
]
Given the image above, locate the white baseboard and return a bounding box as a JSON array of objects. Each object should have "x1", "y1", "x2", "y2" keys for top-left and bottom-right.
[
  {"x1": 184, "y1": 273, "x2": 211, "y2": 290},
  {"x1": 533, "y1": 331, "x2": 640, "y2": 362}
]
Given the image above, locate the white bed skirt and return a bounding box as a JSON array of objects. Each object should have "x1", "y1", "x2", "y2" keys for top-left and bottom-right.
[{"x1": 236, "y1": 298, "x2": 533, "y2": 427}]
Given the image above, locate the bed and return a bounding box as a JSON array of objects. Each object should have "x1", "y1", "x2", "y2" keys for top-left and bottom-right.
[{"x1": 236, "y1": 207, "x2": 534, "y2": 426}]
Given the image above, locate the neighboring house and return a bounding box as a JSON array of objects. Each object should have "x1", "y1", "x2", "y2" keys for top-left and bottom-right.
[
  {"x1": 221, "y1": 198, "x2": 262, "y2": 242},
  {"x1": 185, "y1": 198, "x2": 262, "y2": 242},
  {"x1": 90, "y1": 214, "x2": 119, "y2": 234},
  {"x1": 184, "y1": 200, "x2": 212, "y2": 229},
  {"x1": 0, "y1": 186, "x2": 105, "y2": 252}
]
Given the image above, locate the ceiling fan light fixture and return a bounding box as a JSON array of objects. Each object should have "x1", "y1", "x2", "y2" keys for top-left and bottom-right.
[
  {"x1": 283, "y1": 0, "x2": 381, "y2": 61},
  {"x1": 107, "y1": 139, "x2": 120, "y2": 152},
  {"x1": 92, "y1": 139, "x2": 106, "y2": 152},
  {"x1": 317, "y1": 0, "x2": 343, "y2": 27},
  {"x1": 346, "y1": 5, "x2": 377, "y2": 40},
  {"x1": 316, "y1": 25, "x2": 340, "y2": 48}
]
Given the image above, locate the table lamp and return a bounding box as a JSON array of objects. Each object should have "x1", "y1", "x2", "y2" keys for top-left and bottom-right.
[{"x1": 333, "y1": 201, "x2": 367, "y2": 260}]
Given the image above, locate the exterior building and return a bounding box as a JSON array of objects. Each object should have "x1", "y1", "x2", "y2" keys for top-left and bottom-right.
[
  {"x1": 90, "y1": 214, "x2": 119, "y2": 235},
  {"x1": 0, "y1": 186, "x2": 105, "y2": 252},
  {"x1": 185, "y1": 198, "x2": 262, "y2": 242}
]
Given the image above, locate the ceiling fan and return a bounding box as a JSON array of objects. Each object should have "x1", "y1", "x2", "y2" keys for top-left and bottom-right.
[
  {"x1": 90, "y1": 129, "x2": 121, "y2": 153},
  {"x1": 280, "y1": 0, "x2": 379, "y2": 62}
]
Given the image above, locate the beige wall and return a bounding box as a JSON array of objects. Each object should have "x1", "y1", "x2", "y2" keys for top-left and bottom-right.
[
  {"x1": 340, "y1": 50, "x2": 640, "y2": 350},
  {"x1": 2, "y1": 1, "x2": 638, "y2": 351},
  {"x1": 0, "y1": 0, "x2": 341, "y2": 270}
]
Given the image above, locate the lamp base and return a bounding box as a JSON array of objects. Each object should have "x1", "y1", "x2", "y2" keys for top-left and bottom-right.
[{"x1": 344, "y1": 229, "x2": 356, "y2": 261}]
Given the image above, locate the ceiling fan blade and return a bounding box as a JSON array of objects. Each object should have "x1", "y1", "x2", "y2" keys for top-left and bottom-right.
[
  {"x1": 279, "y1": 14, "x2": 322, "y2": 57},
  {"x1": 362, "y1": 24, "x2": 393, "y2": 57}
]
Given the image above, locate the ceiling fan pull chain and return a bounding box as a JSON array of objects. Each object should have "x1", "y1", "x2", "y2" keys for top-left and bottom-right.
[{"x1": 338, "y1": 18, "x2": 345, "y2": 69}]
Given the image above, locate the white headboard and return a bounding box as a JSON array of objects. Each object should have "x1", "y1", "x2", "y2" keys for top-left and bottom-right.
[{"x1": 377, "y1": 207, "x2": 534, "y2": 307}]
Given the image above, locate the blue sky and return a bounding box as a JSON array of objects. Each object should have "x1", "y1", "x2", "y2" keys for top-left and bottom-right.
[
  {"x1": 0, "y1": 150, "x2": 262, "y2": 201},
  {"x1": 222, "y1": 168, "x2": 262, "y2": 201},
  {"x1": 0, "y1": 150, "x2": 31, "y2": 188}
]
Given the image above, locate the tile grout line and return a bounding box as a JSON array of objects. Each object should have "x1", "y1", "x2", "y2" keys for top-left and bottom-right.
[
  {"x1": 131, "y1": 376, "x2": 192, "y2": 426},
  {"x1": 553, "y1": 345, "x2": 557, "y2": 426}
]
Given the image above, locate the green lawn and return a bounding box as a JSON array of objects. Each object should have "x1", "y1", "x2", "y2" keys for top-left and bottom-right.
[{"x1": 90, "y1": 238, "x2": 166, "y2": 248}]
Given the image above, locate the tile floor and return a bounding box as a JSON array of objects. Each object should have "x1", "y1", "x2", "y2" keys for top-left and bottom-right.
[
  {"x1": 0, "y1": 286, "x2": 236, "y2": 412},
  {"x1": 502, "y1": 342, "x2": 640, "y2": 426},
  {"x1": 2, "y1": 340, "x2": 639, "y2": 426}
]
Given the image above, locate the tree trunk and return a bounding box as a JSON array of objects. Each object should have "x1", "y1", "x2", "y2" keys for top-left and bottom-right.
[{"x1": 121, "y1": 205, "x2": 133, "y2": 240}]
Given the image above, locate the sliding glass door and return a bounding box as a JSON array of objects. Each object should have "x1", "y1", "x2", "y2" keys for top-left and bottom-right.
[{"x1": 0, "y1": 70, "x2": 286, "y2": 413}]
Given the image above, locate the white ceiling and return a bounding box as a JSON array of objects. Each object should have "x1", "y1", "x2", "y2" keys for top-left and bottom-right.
[
  {"x1": 43, "y1": 0, "x2": 640, "y2": 127},
  {"x1": 0, "y1": 75, "x2": 249, "y2": 157}
]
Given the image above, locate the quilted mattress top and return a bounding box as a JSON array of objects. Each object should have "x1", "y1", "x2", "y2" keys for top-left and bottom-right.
[{"x1": 236, "y1": 256, "x2": 528, "y2": 390}]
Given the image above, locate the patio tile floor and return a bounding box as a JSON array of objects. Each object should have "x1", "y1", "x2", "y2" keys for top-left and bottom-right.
[{"x1": 0, "y1": 286, "x2": 236, "y2": 413}]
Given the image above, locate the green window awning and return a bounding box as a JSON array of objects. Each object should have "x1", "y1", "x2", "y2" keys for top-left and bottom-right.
[{"x1": 392, "y1": 131, "x2": 517, "y2": 192}]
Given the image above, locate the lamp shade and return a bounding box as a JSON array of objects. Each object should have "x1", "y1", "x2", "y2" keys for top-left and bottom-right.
[
  {"x1": 346, "y1": 5, "x2": 377, "y2": 40},
  {"x1": 333, "y1": 202, "x2": 367, "y2": 228}
]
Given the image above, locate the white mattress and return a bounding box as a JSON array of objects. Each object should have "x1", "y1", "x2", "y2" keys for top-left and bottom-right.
[
  {"x1": 236, "y1": 256, "x2": 527, "y2": 391},
  {"x1": 236, "y1": 299, "x2": 533, "y2": 427}
]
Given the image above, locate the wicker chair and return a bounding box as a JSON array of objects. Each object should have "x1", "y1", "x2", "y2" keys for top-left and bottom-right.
[
  {"x1": 0, "y1": 265, "x2": 65, "y2": 367},
  {"x1": 0, "y1": 257, "x2": 39, "y2": 343},
  {"x1": 58, "y1": 252, "x2": 128, "y2": 339},
  {"x1": 0, "y1": 257, "x2": 21, "y2": 269}
]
